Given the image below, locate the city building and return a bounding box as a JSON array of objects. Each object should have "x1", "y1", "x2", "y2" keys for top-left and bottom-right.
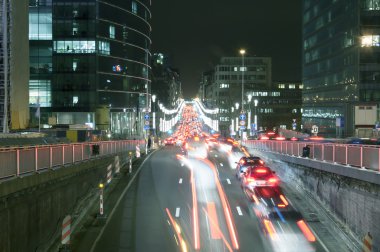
[
  {"x1": 202, "y1": 56, "x2": 272, "y2": 135},
  {"x1": 201, "y1": 57, "x2": 302, "y2": 136},
  {"x1": 0, "y1": 0, "x2": 29, "y2": 132},
  {"x1": 302, "y1": 0, "x2": 380, "y2": 137},
  {"x1": 151, "y1": 53, "x2": 182, "y2": 108},
  {"x1": 29, "y1": 0, "x2": 152, "y2": 137}
]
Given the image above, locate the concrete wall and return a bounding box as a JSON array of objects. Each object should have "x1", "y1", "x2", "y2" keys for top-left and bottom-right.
[
  {"x1": 270, "y1": 154, "x2": 380, "y2": 251},
  {"x1": 0, "y1": 154, "x2": 127, "y2": 252}
]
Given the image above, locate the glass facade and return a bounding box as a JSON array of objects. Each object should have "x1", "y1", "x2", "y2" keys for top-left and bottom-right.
[
  {"x1": 29, "y1": 0, "x2": 152, "y2": 135},
  {"x1": 302, "y1": 0, "x2": 380, "y2": 137}
]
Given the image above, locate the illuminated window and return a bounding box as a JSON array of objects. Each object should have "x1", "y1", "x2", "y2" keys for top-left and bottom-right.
[
  {"x1": 299, "y1": 85, "x2": 304, "y2": 89},
  {"x1": 109, "y1": 25, "x2": 115, "y2": 39},
  {"x1": 29, "y1": 12, "x2": 52, "y2": 40},
  {"x1": 98, "y1": 41, "x2": 110, "y2": 55},
  {"x1": 234, "y1": 67, "x2": 238, "y2": 71},
  {"x1": 361, "y1": 35, "x2": 380, "y2": 47},
  {"x1": 29, "y1": 80, "x2": 51, "y2": 107},
  {"x1": 132, "y1": 1, "x2": 138, "y2": 14},
  {"x1": 219, "y1": 83, "x2": 229, "y2": 89},
  {"x1": 54, "y1": 40, "x2": 96, "y2": 54},
  {"x1": 278, "y1": 84, "x2": 285, "y2": 89},
  {"x1": 289, "y1": 84, "x2": 296, "y2": 89}
]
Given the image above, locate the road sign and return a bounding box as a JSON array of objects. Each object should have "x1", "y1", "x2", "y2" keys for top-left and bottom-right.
[
  {"x1": 311, "y1": 125, "x2": 318, "y2": 134},
  {"x1": 292, "y1": 122, "x2": 297, "y2": 130},
  {"x1": 239, "y1": 126, "x2": 246, "y2": 130},
  {"x1": 145, "y1": 121, "x2": 150, "y2": 126},
  {"x1": 144, "y1": 114, "x2": 150, "y2": 120},
  {"x1": 144, "y1": 125, "x2": 150, "y2": 130},
  {"x1": 239, "y1": 120, "x2": 246, "y2": 126},
  {"x1": 239, "y1": 114, "x2": 246, "y2": 120}
]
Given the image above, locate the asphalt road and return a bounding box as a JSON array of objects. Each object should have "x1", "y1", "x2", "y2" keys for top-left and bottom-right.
[{"x1": 84, "y1": 144, "x2": 346, "y2": 252}]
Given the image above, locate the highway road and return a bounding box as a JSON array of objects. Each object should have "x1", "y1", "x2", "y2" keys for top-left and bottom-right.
[{"x1": 81, "y1": 143, "x2": 353, "y2": 252}]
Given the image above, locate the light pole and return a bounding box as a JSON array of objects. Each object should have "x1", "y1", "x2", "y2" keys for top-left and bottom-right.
[
  {"x1": 254, "y1": 99, "x2": 258, "y2": 131},
  {"x1": 239, "y1": 49, "x2": 246, "y2": 112},
  {"x1": 152, "y1": 94, "x2": 156, "y2": 138},
  {"x1": 247, "y1": 94, "x2": 252, "y2": 135},
  {"x1": 235, "y1": 102, "x2": 240, "y2": 140}
]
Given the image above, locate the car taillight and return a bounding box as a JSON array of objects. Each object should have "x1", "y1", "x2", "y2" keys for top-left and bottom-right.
[
  {"x1": 259, "y1": 160, "x2": 264, "y2": 164},
  {"x1": 268, "y1": 177, "x2": 277, "y2": 184},
  {"x1": 255, "y1": 168, "x2": 268, "y2": 174},
  {"x1": 261, "y1": 136, "x2": 269, "y2": 140}
]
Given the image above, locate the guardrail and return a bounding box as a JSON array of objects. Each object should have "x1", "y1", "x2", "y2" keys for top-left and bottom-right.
[
  {"x1": 0, "y1": 140, "x2": 145, "y2": 180},
  {"x1": 244, "y1": 140, "x2": 380, "y2": 172}
]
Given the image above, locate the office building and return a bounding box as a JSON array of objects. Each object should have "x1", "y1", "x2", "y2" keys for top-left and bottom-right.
[
  {"x1": 302, "y1": 0, "x2": 380, "y2": 137},
  {"x1": 29, "y1": 0, "x2": 152, "y2": 136}
]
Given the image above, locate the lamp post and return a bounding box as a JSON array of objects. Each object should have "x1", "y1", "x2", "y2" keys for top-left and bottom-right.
[
  {"x1": 152, "y1": 94, "x2": 156, "y2": 138},
  {"x1": 254, "y1": 99, "x2": 258, "y2": 131},
  {"x1": 235, "y1": 102, "x2": 240, "y2": 140},
  {"x1": 247, "y1": 94, "x2": 252, "y2": 135},
  {"x1": 239, "y1": 49, "x2": 246, "y2": 112}
]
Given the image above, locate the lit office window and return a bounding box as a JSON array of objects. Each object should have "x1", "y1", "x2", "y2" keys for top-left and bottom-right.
[
  {"x1": 132, "y1": 1, "x2": 138, "y2": 14},
  {"x1": 219, "y1": 83, "x2": 229, "y2": 89},
  {"x1": 289, "y1": 84, "x2": 296, "y2": 89},
  {"x1": 299, "y1": 85, "x2": 304, "y2": 89},
  {"x1": 29, "y1": 80, "x2": 51, "y2": 107},
  {"x1": 29, "y1": 12, "x2": 52, "y2": 40},
  {"x1": 98, "y1": 41, "x2": 110, "y2": 55},
  {"x1": 362, "y1": 0, "x2": 380, "y2": 10},
  {"x1": 109, "y1": 25, "x2": 115, "y2": 39},
  {"x1": 54, "y1": 41, "x2": 96, "y2": 54},
  {"x1": 361, "y1": 35, "x2": 380, "y2": 47},
  {"x1": 278, "y1": 84, "x2": 285, "y2": 89}
]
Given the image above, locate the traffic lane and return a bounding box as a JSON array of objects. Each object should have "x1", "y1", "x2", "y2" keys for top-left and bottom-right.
[
  {"x1": 244, "y1": 148, "x2": 348, "y2": 252},
  {"x1": 208, "y1": 152, "x2": 269, "y2": 252},
  {"x1": 92, "y1": 147, "x2": 192, "y2": 252},
  {"x1": 190, "y1": 157, "x2": 237, "y2": 252}
]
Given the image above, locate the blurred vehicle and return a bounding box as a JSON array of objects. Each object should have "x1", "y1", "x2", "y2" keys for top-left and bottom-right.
[
  {"x1": 164, "y1": 138, "x2": 175, "y2": 146},
  {"x1": 227, "y1": 146, "x2": 245, "y2": 168},
  {"x1": 247, "y1": 187, "x2": 316, "y2": 252},
  {"x1": 241, "y1": 166, "x2": 279, "y2": 189},
  {"x1": 205, "y1": 137, "x2": 219, "y2": 150},
  {"x1": 186, "y1": 137, "x2": 208, "y2": 159},
  {"x1": 235, "y1": 156, "x2": 265, "y2": 180}
]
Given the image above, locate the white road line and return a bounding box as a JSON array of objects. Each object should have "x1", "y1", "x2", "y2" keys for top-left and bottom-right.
[
  {"x1": 220, "y1": 163, "x2": 224, "y2": 167},
  {"x1": 236, "y1": 206, "x2": 243, "y2": 216},
  {"x1": 175, "y1": 207, "x2": 180, "y2": 217},
  {"x1": 179, "y1": 178, "x2": 183, "y2": 184},
  {"x1": 226, "y1": 179, "x2": 231, "y2": 184}
]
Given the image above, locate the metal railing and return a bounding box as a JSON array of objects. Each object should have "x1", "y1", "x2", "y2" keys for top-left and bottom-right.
[
  {"x1": 0, "y1": 140, "x2": 145, "y2": 180},
  {"x1": 244, "y1": 140, "x2": 380, "y2": 172}
]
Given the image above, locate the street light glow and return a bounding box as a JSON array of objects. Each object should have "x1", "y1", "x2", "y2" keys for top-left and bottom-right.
[
  {"x1": 152, "y1": 94, "x2": 156, "y2": 102},
  {"x1": 240, "y1": 49, "x2": 246, "y2": 55},
  {"x1": 235, "y1": 102, "x2": 239, "y2": 110}
]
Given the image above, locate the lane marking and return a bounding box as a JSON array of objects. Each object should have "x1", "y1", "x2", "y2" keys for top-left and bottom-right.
[
  {"x1": 236, "y1": 206, "x2": 243, "y2": 216},
  {"x1": 220, "y1": 163, "x2": 224, "y2": 167},
  {"x1": 175, "y1": 207, "x2": 180, "y2": 217},
  {"x1": 226, "y1": 179, "x2": 231, "y2": 184},
  {"x1": 179, "y1": 178, "x2": 183, "y2": 184}
]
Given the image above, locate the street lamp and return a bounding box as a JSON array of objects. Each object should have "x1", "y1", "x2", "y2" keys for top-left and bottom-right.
[
  {"x1": 247, "y1": 94, "x2": 252, "y2": 134},
  {"x1": 239, "y1": 49, "x2": 246, "y2": 112},
  {"x1": 152, "y1": 95, "x2": 156, "y2": 137},
  {"x1": 254, "y1": 99, "x2": 258, "y2": 131}
]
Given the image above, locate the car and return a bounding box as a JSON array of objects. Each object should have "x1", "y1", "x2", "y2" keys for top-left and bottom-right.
[
  {"x1": 164, "y1": 138, "x2": 175, "y2": 146},
  {"x1": 241, "y1": 166, "x2": 279, "y2": 190},
  {"x1": 235, "y1": 156, "x2": 265, "y2": 180}
]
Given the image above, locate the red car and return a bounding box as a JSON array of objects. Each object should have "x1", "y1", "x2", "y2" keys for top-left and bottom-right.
[
  {"x1": 241, "y1": 166, "x2": 279, "y2": 190},
  {"x1": 164, "y1": 138, "x2": 175, "y2": 146}
]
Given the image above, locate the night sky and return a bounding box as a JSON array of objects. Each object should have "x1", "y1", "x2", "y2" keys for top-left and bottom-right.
[{"x1": 151, "y1": 0, "x2": 302, "y2": 99}]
